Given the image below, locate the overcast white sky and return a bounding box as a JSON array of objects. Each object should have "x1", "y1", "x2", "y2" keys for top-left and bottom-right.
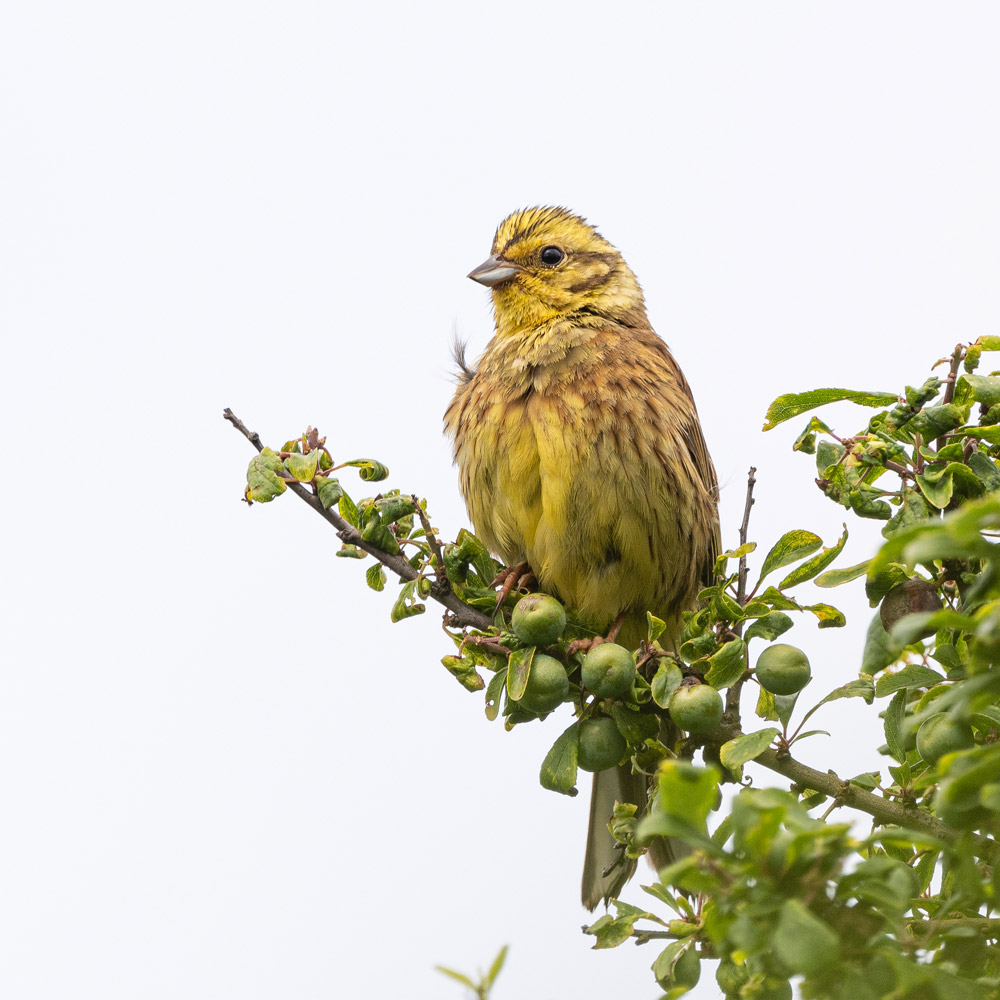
[{"x1": 3, "y1": 3, "x2": 999, "y2": 998}]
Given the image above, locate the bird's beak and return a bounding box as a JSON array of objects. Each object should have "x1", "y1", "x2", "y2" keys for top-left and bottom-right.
[{"x1": 468, "y1": 255, "x2": 521, "y2": 287}]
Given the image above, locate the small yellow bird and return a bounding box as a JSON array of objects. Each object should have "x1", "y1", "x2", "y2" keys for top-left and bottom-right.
[{"x1": 445, "y1": 207, "x2": 720, "y2": 908}]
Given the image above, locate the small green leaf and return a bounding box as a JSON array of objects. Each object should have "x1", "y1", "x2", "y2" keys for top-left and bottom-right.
[
  {"x1": 884, "y1": 689, "x2": 907, "y2": 762},
  {"x1": 815, "y1": 559, "x2": 872, "y2": 588},
  {"x1": 245, "y1": 447, "x2": 288, "y2": 503},
  {"x1": 705, "y1": 638, "x2": 747, "y2": 689},
  {"x1": 653, "y1": 761, "x2": 720, "y2": 829},
  {"x1": 485, "y1": 668, "x2": 507, "y2": 721},
  {"x1": 720, "y1": 728, "x2": 779, "y2": 770},
  {"x1": 485, "y1": 946, "x2": 508, "y2": 990},
  {"x1": 317, "y1": 477, "x2": 344, "y2": 509},
  {"x1": 365, "y1": 564, "x2": 386, "y2": 592},
  {"x1": 874, "y1": 664, "x2": 945, "y2": 697},
  {"x1": 806, "y1": 603, "x2": 846, "y2": 628},
  {"x1": 390, "y1": 580, "x2": 425, "y2": 622},
  {"x1": 506, "y1": 646, "x2": 535, "y2": 702},
  {"x1": 800, "y1": 678, "x2": 875, "y2": 725},
  {"x1": 343, "y1": 458, "x2": 390, "y2": 481},
  {"x1": 758, "y1": 530, "x2": 823, "y2": 582},
  {"x1": 646, "y1": 611, "x2": 666, "y2": 644},
  {"x1": 651, "y1": 661, "x2": 683, "y2": 709},
  {"x1": 774, "y1": 899, "x2": 840, "y2": 974},
  {"x1": 283, "y1": 449, "x2": 318, "y2": 482},
  {"x1": 338, "y1": 492, "x2": 360, "y2": 528},
  {"x1": 434, "y1": 966, "x2": 477, "y2": 990},
  {"x1": 861, "y1": 612, "x2": 903, "y2": 674},
  {"x1": 743, "y1": 611, "x2": 793, "y2": 642},
  {"x1": 961, "y1": 374, "x2": 1000, "y2": 406},
  {"x1": 763, "y1": 388, "x2": 899, "y2": 430},
  {"x1": 539, "y1": 722, "x2": 580, "y2": 796},
  {"x1": 611, "y1": 705, "x2": 660, "y2": 743},
  {"x1": 779, "y1": 524, "x2": 848, "y2": 588},
  {"x1": 440, "y1": 654, "x2": 485, "y2": 692}
]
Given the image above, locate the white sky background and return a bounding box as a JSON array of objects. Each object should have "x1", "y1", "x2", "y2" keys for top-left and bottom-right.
[{"x1": 2, "y1": 3, "x2": 999, "y2": 998}]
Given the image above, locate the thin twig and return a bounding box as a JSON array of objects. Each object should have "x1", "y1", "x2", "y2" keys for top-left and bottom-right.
[
  {"x1": 726, "y1": 468, "x2": 757, "y2": 718},
  {"x1": 224, "y1": 408, "x2": 495, "y2": 631}
]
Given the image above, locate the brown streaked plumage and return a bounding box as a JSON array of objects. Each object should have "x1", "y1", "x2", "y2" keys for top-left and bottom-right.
[{"x1": 445, "y1": 207, "x2": 720, "y2": 908}]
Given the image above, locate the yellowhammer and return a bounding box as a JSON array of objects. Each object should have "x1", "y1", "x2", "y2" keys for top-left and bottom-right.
[{"x1": 444, "y1": 206, "x2": 720, "y2": 909}]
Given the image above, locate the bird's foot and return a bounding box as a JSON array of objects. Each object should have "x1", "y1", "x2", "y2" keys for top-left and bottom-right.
[
  {"x1": 490, "y1": 562, "x2": 536, "y2": 610},
  {"x1": 566, "y1": 610, "x2": 627, "y2": 655}
]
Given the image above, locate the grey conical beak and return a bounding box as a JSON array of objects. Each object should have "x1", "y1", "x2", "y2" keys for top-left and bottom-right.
[{"x1": 468, "y1": 255, "x2": 521, "y2": 287}]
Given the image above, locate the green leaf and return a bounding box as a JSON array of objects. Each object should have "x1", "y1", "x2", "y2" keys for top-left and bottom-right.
[
  {"x1": 316, "y1": 476, "x2": 344, "y2": 509},
  {"x1": 763, "y1": 388, "x2": 899, "y2": 430},
  {"x1": 969, "y1": 451, "x2": 1000, "y2": 491},
  {"x1": 773, "y1": 899, "x2": 840, "y2": 974},
  {"x1": 874, "y1": 664, "x2": 945, "y2": 697},
  {"x1": 646, "y1": 611, "x2": 666, "y2": 644},
  {"x1": 434, "y1": 966, "x2": 476, "y2": 990},
  {"x1": 815, "y1": 559, "x2": 872, "y2": 588},
  {"x1": 365, "y1": 564, "x2": 386, "y2": 592},
  {"x1": 484, "y1": 668, "x2": 507, "y2": 721},
  {"x1": 440, "y1": 654, "x2": 485, "y2": 692},
  {"x1": 485, "y1": 946, "x2": 508, "y2": 990},
  {"x1": 758, "y1": 530, "x2": 823, "y2": 582},
  {"x1": 245, "y1": 447, "x2": 288, "y2": 503},
  {"x1": 720, "y1": 728, "x2": 779, "y2": 770},
  {"x1": 792, "y1": 415, "x2": 832, "y2": 454},
  {"x1": 961, "y1": 374, "x2": 1000, "y2": 406},
  {"x1": 705, "y1": 638, "x2": 747, "y2": 690},
  {"x1": 611, "y1": 704, "x2": 660, "y2": 743},
  {"x1": 651, "y1": 661, "x2": 683, "y2": 709},
  {"x1": 539, "y1": 723, "x2": 579, "y2": 796},
  {"x1": 652, "y1": 761, "x2": 720, "y2": 830},
  {"x1": 343, "y1": 458, "x2": 390, "y2": 482},
  {"x1": 714, "y1": 541, "x2": 757, "y2": 574},
  {"x1": 743, "y1": 611, "x2": 793, "y2": 642},
  {"x1": 390, "y1": 580, "x2": 425, "y2": 622},
  {"x1": 861, "y1": 612, "x2": 903, "y2": 674},
  {"x1": 283, "y1": 449, "x2": 318, "y2": 482},
  {"x1": 806, "y1": 602, "x2": 846, "y2": 628},
  {"x1": 338, "y1": 492, "x2": 360, "y2": 528},
  {"x1": 778, "y1": 524, "x2": 848, "y2": 588},
  {"x1": 884, "y1": 690, "x2": 907, "y2": 762},
  {"x1": 506, "y1": 646, "x2": 535, "y2": 702},
  {"x1": 800, "y1": 678, "x2": 875, "y2": 726}
]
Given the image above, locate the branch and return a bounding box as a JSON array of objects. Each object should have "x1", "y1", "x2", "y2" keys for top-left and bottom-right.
[
  {"x1": 755, "y1": 747, "x2": 1000, "y2": 865},
  {"x1": 223, "y1": 408, "x2": 495, "y2": 632},
  {"x1": 726, "y1": 467, "x2": 757, "y2": 718}
]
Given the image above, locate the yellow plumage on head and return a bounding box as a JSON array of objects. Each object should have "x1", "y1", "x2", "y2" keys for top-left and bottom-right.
[{"x1": 444, "y1": 207, "x2": 720, "y2": 908}]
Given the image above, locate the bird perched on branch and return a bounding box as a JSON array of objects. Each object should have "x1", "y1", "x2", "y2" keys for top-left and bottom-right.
[{"x1": 444, "y1": 206, "x2": 720, "y2": 909}]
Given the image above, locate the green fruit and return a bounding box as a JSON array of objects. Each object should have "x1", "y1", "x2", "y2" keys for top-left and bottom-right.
[
  {"x1": 511, "y1": 593, "x2": 567, "y2": 646},
  {"x1": 755, "y1": 644, "x2": 812, "y2": 695},
  {"x1": 577, "y1": 717, "x2": 627, "y2": 772},
  {"x1": 672, "y1": 946, "x2": 701, "y2": 990},
  {"x1": 668, "y1": 683, "x2": 724, "y2": 733},
  {"x1": 716, "y1": 957, "x2": 749, "y2": 995},
  {"x1": 916, "y1": 714, "x2": 975, "y2": 765},
  {"x1": 581, "y1": 643, "x2": 636, "y2": 698},
  {"x1": 519, "y1": 653, "x2": 569, "y2": 714}
]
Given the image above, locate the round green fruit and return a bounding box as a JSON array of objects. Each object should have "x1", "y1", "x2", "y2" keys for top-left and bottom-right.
[
  {"x1": 511, "y1": 593, "x2": 567, "y2": 646},
  {"x1": 668, "y1": 683, "x2": 724, "y2": 734},
  {"x1": 577, "y1": 717, "x2": 627, "y2": 772},
  {"x1": 916, "y1": 714, "x2": 975, "y2": 765},
  {"x1": 519, "y1": 654, "x2": 569, "y2": 714},
  {"x1": 581, "y1": 643, "x2": 636, "y2": 698},
  {"x1": 656, "y1": 945, "x2": 701, "y2": 991},
  {"x1": 755, "y1": 644, "x2": 812, "y2": 696}
]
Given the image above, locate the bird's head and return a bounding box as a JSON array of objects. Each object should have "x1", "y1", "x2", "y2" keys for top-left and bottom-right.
[{"x1": 469, "y1": 207, "x2": 647, "y2": 338}]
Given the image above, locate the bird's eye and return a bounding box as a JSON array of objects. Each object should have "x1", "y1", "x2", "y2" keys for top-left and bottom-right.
[{"x1": 539, "y1": 246, "x2": 565, "y2": 267}]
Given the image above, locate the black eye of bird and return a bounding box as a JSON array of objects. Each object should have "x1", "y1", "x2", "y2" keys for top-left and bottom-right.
[{"x1": 539, "y1": 246, "x2": 565, "y2": 267}]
